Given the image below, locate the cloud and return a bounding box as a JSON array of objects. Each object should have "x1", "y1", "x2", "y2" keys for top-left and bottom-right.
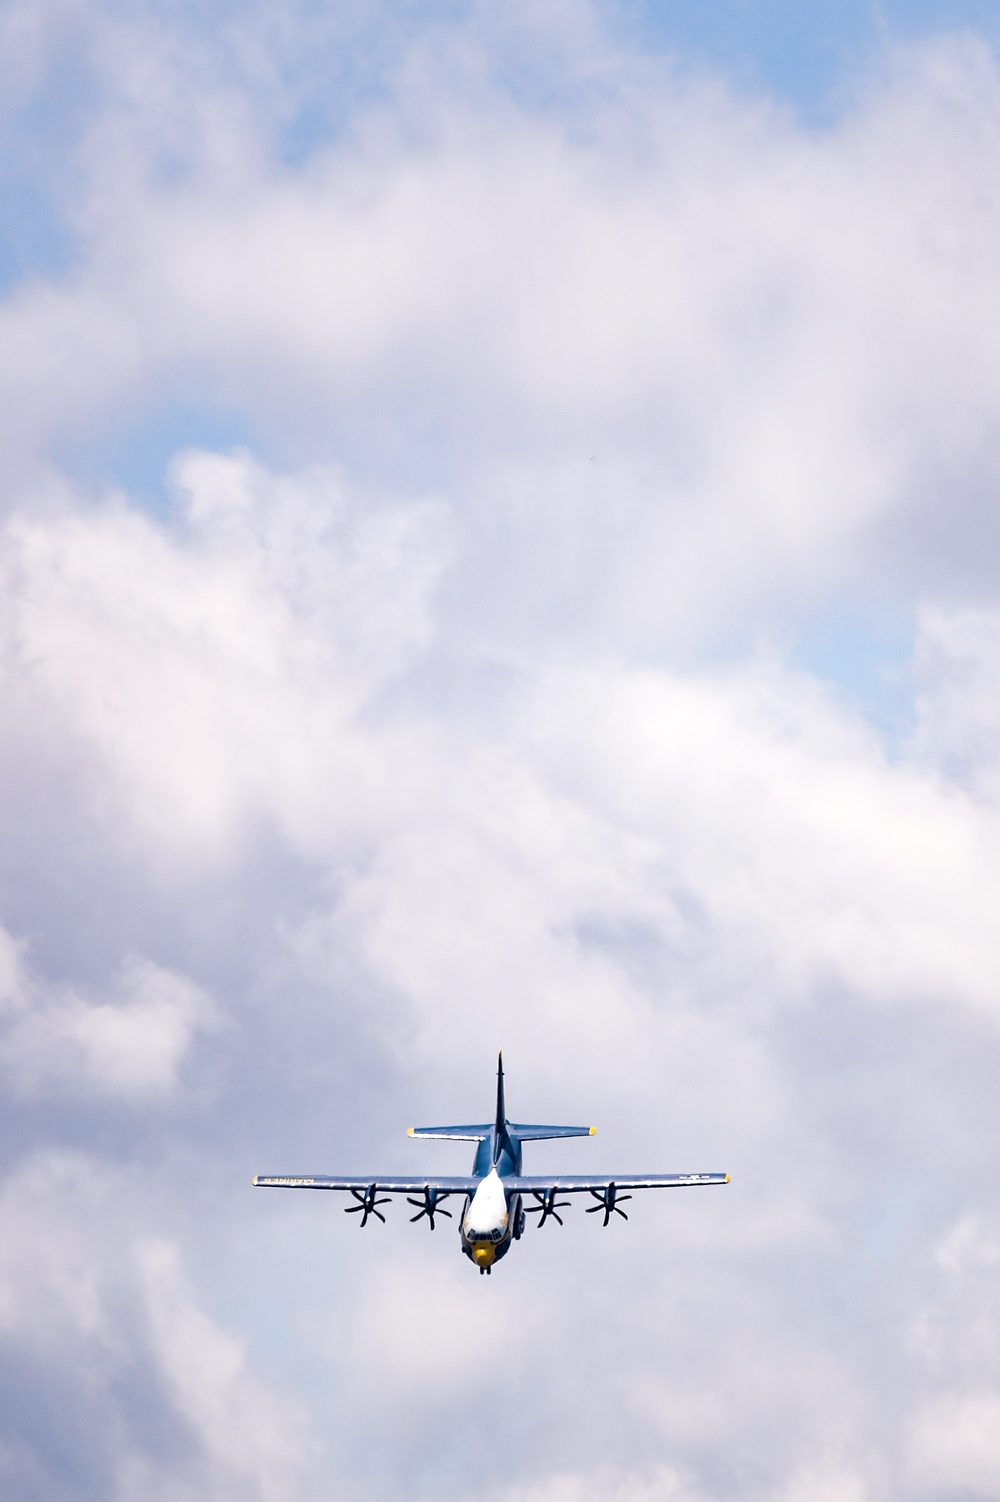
[
  {"x1": 0, "y1": 6, "x2": 999, "y2": 1502},
  {"x1": 778, "y1": 1473, "x2": 869, "y2": 1502},
  {"x1": 910, "y1": 1390, "x2": 1000, "y2": 1496},
  {"x1": 0, "y1": 1152, "x2": 318, "y2": 1501},
  {"x1": 1, "y1": 442, "x2": 997, "y2": 1498},
  {"x1": 487, "y1": 1465, "x2": 698, "y2": 1502},
  {"x1": 0, "y1": 947, "x2": 217, "y2": 1101},
  {"x1": 910, "y1": 605, "x2": 1000, "y2": 795},
  {"x1": 2, "y1": 15, "x2": 1000, "y2": 650},
  {"x1": 0, "y1": 449, "x2": 444, "y2": 847}
]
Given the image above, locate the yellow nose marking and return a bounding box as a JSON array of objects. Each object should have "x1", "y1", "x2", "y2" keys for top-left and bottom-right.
[{"x1": 471, "y1": 1243, "x2": 496, "y2": 1267}]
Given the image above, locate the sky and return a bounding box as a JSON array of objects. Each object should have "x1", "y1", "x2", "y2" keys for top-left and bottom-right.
[{"x1": 1, "y1": 2, "x2": 1000, "y2": 1499}]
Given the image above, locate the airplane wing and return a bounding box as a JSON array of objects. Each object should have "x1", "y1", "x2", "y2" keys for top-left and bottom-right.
[
  {"x1": 507, "y1": 1172, "x2": 728, "y2": 1224},
  {"x1": 253, "y1": 1175, "x2": 479, "y2": 1193},
  {"x1": 507, "y1": 1173, "x2": 729, "y2": 1192},
  {"x1": 252, "y1": 1172, "x2": 728, "y2": 1194},
  {"x1": 253, "y1": 1173, "x2": 481, "y2": 1226}
]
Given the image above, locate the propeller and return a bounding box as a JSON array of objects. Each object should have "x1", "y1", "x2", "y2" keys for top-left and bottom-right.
[
  {"x1": 586, "y1": 1182, "x2": 631, "y2": 1226},
  {"x1": 407, "y1": 1185, "x2": 453, "y2": 1230},
  {"x1": 344, "y1": 1182, "x2": 391, "y2": 1227},
  {"x1": 526, "y1": 1186, "x2": 571, "y2": 1228}
]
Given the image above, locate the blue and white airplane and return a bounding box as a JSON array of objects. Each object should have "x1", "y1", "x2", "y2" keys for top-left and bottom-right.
[{"x1": 254, "y1": 1054, "x2": 728, "y2": 1274}]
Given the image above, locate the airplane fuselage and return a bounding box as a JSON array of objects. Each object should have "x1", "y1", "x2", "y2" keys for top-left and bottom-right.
[{"x1": 461, "y1": 1131, "x2": 526, "y2": 1271}]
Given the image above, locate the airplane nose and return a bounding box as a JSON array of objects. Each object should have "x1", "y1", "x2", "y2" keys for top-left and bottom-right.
[{"x1": 471, "y1": 1242, "x2": 496, "y2": 1268}]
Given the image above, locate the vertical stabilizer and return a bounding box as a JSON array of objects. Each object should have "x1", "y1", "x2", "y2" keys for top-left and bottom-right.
[{"x1": 492, "y1": 1052, "x2": 513, "y2": 1165}]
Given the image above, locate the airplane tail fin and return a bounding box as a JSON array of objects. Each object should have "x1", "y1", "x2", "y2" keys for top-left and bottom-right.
[
  {"x1": 406, "y1": 1055, "x2": 510, "y2": 1147},
  {"x1": 408, "y1": 1056, "x2": 594, "y2": 1154},
  {"x1": 493, "y1": 1051, "x2": 514, "y2": 1165}
]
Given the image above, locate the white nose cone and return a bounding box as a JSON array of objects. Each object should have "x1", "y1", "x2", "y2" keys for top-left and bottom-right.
[{"x1": 464, "y1": 1168, "x2": 509, "y2": 1237}]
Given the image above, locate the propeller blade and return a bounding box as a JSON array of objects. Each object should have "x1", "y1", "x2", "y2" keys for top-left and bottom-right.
[
  {"x1": 344, "y1": 1184, "x2": 390, "y2": 1227},
  {"x1": 526, "y1": 1188, "x2": 570, "y2": 1228},
  {"x1": 587, "y1": 1186, "x2": 631, "y2": 1227},
  {"x1": 406, "y1": 1187, "x2": 453, "y2": 1230}
]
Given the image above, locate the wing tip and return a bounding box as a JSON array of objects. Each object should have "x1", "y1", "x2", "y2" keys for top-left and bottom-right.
[
  {"x1": 589, "y1": 1126, "x2": 597, "y2": 1135},
  {"x1": 406, "y1": 1127, "x2": 415, "y2": 1137},
  {"x1": 252, "y1": 1175, "x2": 260, "y2": 1186},
  {"x1": 725, "y1": 1173, "x2": 730, "y2": 1183}
]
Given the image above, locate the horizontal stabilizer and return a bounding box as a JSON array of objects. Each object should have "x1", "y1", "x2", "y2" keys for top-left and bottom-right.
[
  {"x1": 407, "y1": 1122, "x2": 595, "y2": 1141},
  {"x1": 407, "y1": 1123, "x2": 492, "y2": 1141}
]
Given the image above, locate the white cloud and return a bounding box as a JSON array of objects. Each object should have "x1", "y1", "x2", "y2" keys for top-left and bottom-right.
[
  {"x1": 0, "y1": 7, "x2": 999, "y2": 1502},
  {"x1": 0, "y1": 23, "x2": 999, "y2": 646},
  {"x1": 778, "y1": 1470, "x2": 869, "y2": 1502},
  {"x1": 934, "y1": 1213, "x2": 1000, "y2": 1275},
  {"x1": 0, "y1": 1152, "x2": 319, "y2": 1501},
  {"x1": 0, "y1": 442, "x2": 999, "y2": 1499},
  {"x1": 125, "y1": 1238, "x2": 319, "y2": 1502},
  {"x1": 906, "y1": 1212, "x2": 1000, "y2": 1395},
  {"x1": 911, "y1": 606, "x2": 1000, "y2": 795},
  {"x1": 489, "y1": 1465, "x2": 696, "y2": 1502},
  {"x1": 1, "y1": 450, "x2": 444, "y2": 847},
  {"x1": 910, "y1": 1390, "x2": 1000, "y2": 1495},
  {"x1": 0, "y1": 947, "x2": 217, "y2": 1100}
]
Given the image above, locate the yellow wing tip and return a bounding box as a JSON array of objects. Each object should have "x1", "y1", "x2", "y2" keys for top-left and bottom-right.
[
  {"x1": 725, "y1": 1173, "x2": 731, "y2": 1183},
  {"x1": 589, "y1": 1126, "x2": 597, "y2": 1135},
  {"x1": 406, "y1": 1127, "x2": 415, "y2": 1137},
  {"x1": 252, "y1": 1176, "x2": 260, "y2": 1186}
]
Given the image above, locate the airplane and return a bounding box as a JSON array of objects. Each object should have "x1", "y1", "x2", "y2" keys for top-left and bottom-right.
[{"x1": 254, "y1": 1054, "x2": 728, "y2": 1274}]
